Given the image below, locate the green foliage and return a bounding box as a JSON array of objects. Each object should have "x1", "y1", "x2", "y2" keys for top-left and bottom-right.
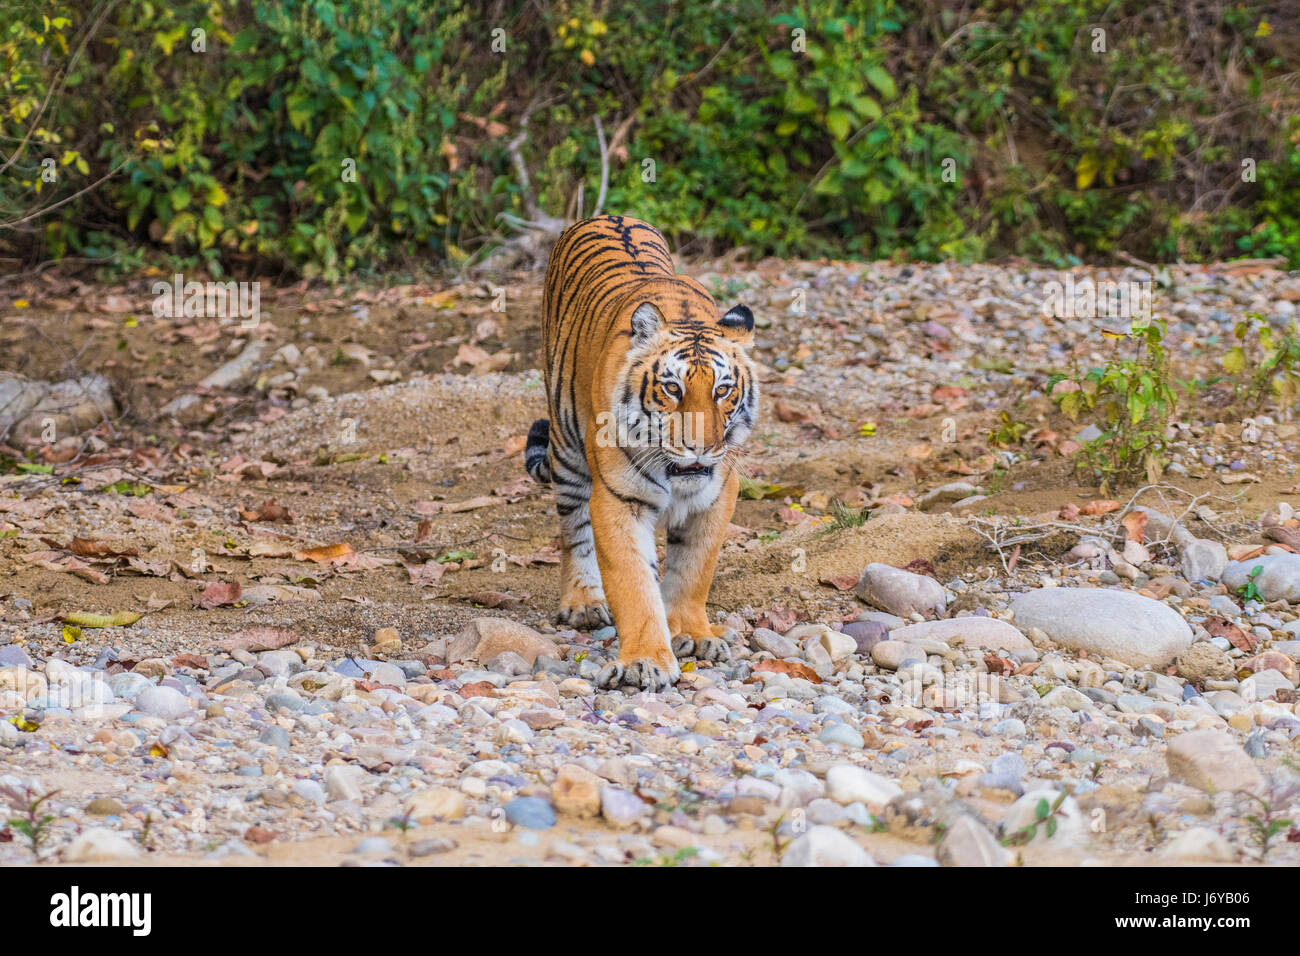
[
  {"x1": 1002, "y1": 791, "x2": 1071, "y2": 846},
  {"x1": 1, "y1": 0, "x2": 1298, "y2": 276},
  {"x1": 1224, "y1": 312, "x2": 1300, "y2": 411},
  {"x1": 1050, "y1": 320, "x2": 1177, "y2": 490},
  {"x1": 0, "y1": 783, "x2": 59, "y2": 862},
  {"x1": 1235, "y1": 564, "x2": 1263, "y2": 604}
]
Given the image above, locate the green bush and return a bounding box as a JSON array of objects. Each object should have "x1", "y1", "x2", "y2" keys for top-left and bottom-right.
[{"x1": 0, "y1": 0, "x2": 1296, "y2": 278}]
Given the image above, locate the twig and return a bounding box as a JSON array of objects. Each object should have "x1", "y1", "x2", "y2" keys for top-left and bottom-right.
[{"x1": 591, "y1": 115, "x2": 609, "y2": 218}]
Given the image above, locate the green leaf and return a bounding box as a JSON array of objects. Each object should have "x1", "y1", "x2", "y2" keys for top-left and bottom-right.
[
  {"x1": 1076, "y1": 152, "x2": 1100, "y2": 190},
  {"x1": 864, "y1": 65, "x2": 896, "y2": 100},
  {"x1": 1223, "y1": 346, "x2": 1246, "y2": 375}
]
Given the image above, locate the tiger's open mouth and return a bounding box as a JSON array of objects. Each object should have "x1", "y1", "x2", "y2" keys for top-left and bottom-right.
[{"x1": 666, "y1": 462, "x2": 713, "y2": 479}]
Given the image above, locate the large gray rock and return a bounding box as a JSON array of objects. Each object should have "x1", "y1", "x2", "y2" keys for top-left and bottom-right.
[
  {"x1": 1180, "y1": 539, "x2": 1229, "y2": 583},
  {"x1": 889, "y1": 617, "x2": 1031, "y2": 651},
  {"x1": 856, "y1": 563, "x2": 946, "y2": 618},
  {"x1": 0, "y1": 371, "x2": 116, "y2": 442},
  {"x1": 1010, "y1": 587, "x2": 1192, "y2": 668},
  {"x1": 1165, "y1": 730, "x2": 1262, "y2": 794},
  {"x1": 1221, "y1": 554, "x2": 1300, "y2": 603}
]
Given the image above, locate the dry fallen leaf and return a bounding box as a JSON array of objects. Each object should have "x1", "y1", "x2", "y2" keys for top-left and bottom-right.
[
  {"x1": 819, "y1": 573, "x2": 860, "y2": 591},
  {"x1": 1120, "y1": 510, "x2": 1147, "y2": 544},
  {"x1": 753, "y1": 659, "x2": 823, "y2": 684},
  {"x1": 195, "y1": 580, "x2": 241, "y2": 609},
  {"x1": 1080, "y1": 499, "x2": 1121, "y2": 516},
  {"x1": 1204, "y1": 615, "x2": 1256, "y2": 653},
  {"x1": 294, "y1": 542, "x2": 356, "y2": 563},
  {"x1": 209, "y1": 627, "x2": 300, "y2": 652}
]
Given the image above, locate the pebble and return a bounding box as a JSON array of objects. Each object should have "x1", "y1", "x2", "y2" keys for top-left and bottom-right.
[
  {"x1": 504, "y1": 796, "x2": 556, "y2": 830},
  {"x1": 781, "y1": 826, "x2": 875, "y2": 867}
]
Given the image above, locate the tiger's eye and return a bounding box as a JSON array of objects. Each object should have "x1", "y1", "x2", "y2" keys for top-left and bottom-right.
[
  {"x1": 664, "y1": 382, "x2": 682, "y2": 398},
  {"x1": 714, "y1": 385, "x2": 732, "y2": 400}
]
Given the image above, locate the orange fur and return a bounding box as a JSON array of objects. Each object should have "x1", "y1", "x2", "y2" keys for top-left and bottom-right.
[{"x1": 527, "y1": 216, "x2": 758, "y2": 690}]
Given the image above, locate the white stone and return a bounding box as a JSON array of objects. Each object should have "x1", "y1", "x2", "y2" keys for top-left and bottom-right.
[{"x1": 1010, "y1": 587, "x2": 1192, "y2": 668}]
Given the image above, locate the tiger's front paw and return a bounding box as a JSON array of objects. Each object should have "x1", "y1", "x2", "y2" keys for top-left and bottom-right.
[
  {"x1": 596, "y1": 655, "x2": 680, "y2": 693},
  {"x1": 556, "y1": 600, "x2": 612, "y2": 631},
  {"x1": 671, "y1": 629, "x2": 733, "y2": 662}
]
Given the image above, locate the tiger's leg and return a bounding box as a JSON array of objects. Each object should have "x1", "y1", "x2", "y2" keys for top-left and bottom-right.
[
  {"x1": 589, "y1": 481, "x2": 679, "y2": 692},
  {"x1": 554, "y1": 477, "x2": 611, "y2": 631},
  {"x1": 662, "y1": 470, "x2": 738, "y2": 662}
]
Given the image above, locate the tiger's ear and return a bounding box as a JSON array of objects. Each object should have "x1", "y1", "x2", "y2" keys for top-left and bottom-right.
[
  {"x1": 719, "y1": 304, "x2": 754, "y2": 344},
  {"x1": 630, "y1": 302, "x2": 663, "y2": 342}
]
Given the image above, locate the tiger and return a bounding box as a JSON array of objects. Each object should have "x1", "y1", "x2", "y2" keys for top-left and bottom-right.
[{"x1": 525, "y1": 215, "x2": 758, "y2": 692}]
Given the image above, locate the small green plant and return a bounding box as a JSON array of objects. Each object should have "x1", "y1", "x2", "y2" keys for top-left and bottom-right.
[
  {"x1": 1002, "y1": 791, "x2": 1072, "y2": 846},
  {"x1": 1237, "y1": 773, "x2": 1299, "y2": 861},
  {"x1": 1224, "y1": 313, "x2": 1300, "y2": 411},
  {"x1": 0, "y1": 784, "x2": 60, "y2": 862},
  {"x1": 819, "y1": 499, "x2": 869, "y2": 534},
  {"x1": 1049, "y1": 319, "x2": 1177, "y2": 493},
  {"x1": 632, "y1": 846, "x2": 700, "y2": 867},
  {"x1": 1236, "y1": 565, "x2": 1264, "y2": 604},
  {"x1": 988, "y1": 411, "x2": 1030, "y2": 448}
]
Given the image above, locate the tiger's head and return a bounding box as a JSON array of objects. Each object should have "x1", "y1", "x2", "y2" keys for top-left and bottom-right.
[{"x1": 614, "y1": 293, "x2": 758, "y2": 483}]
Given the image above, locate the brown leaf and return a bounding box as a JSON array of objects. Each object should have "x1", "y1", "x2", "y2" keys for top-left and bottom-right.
[
  {"x1": 243, "y1": 826, "x2": 277, "y2": 845},
  {"x1": 209, "y1": 627, "x2": 299, "y2": 653},
  {"x1": 414, "y1": 520, "x2": 434, "y2": 543},
  {"x1": 1262, "y1": 518, "x2": 1300, "y2": 552},
  {"x1": 901, "y1": 558, "x2": 936, "y2": 577},
  {"x1": 1227, "y1": 544, "x2": 1265, "y2": 561},
  {"x1": 1204, "y1": 615, "x2": 1256, "y2": 653},
  {"x1": 465, "y1": 590, "x2": 525, "y2": 609},
  {"x1": 753, "y1": 659, "x2": 822, "y2": 684},
  {"x1": 754, "y1": 606, "x2": 799, "y2": 633},
  {"x1": 68, "y1": 537, "x2": 138, "y2": 559},
  {"x1": 1080, "y1": 499, "x2": 1121, "y2": 516},
  {"x1": 294, "y1": 542, "x2": 355, "y2": 563},
  {"x1": 240, "y1": 499, "x2": 293, "y2": 523},
  {"x1": 1121, "y1": 510, "x2": 1147, "y2": 544},
  {"x1": 195, "y1": 580, "x2": 241, "y2": 609},
  {"x1": 773, "y1": 400, "x2": 820, "y2": 425},
  {"x1": 819, "y1": 573, "x2": 860, "y2": 591},
  {"x1": 408, "y1": 561, "x2": 446, "y2": 587}
]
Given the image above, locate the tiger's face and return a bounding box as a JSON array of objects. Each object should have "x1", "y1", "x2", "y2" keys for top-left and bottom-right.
[{"x1": 617, "y1": 301, "x2": 758, "y2": 484}]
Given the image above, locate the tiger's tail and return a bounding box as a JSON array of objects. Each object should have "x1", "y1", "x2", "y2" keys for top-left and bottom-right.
[{"x1": 525, "y1": 418, "x2": 552, "y2": 483}]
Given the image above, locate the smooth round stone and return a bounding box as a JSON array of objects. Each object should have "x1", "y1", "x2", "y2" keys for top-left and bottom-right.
[
  {"x1": 781, "y1": 825, "x2": 875, "y2": 867},
  {"x1": 353, "y1": 837, "x2": 393, "y2": 855},
  {"x1": 135, "y1": 685, "x2": 191, "y2": 718},
  {"x1": 107, "y1": 672, "x2": 154, "y2": 699},
  {"x1": 819, "y1": 724, "x2": 866, "y2": 748},
  {"x1": 600, "y1": 786, "x2": 647, "y2": 828},
  {"x1": 258, "y1": 725, "x2": 291, "y2": 750},
  {"x1": 266, "y1": 691, "x2": 306, "y2": 713},
  {"x1": 825, "y1": 764, "x2": 902, "y2": 805},
  {"x1": 504, "y1": 796, "x2": 556, "y2": 830},
  {"x1": 890, "y1": 617, "x2": 1032, "y2": 651},
  {"x1": 990, "y1": 718, "x2": 1026, "y2": 737},
  {"x1": 1222, "y1": 554, "x2": 1300, "y2": 603},
  {"x1": 1010, "y1": 587, "x2": 1193, "y2": 668}
]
